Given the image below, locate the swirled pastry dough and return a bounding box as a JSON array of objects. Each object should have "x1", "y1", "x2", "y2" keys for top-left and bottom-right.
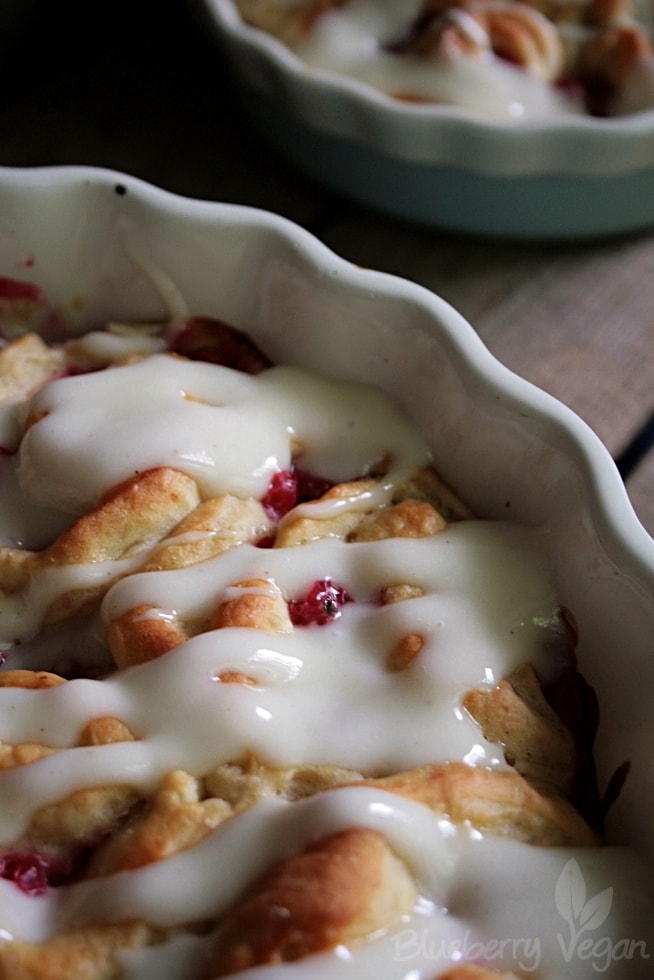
[{"x1": 0, "y1": 315, "x2": 649, "y2": 979}]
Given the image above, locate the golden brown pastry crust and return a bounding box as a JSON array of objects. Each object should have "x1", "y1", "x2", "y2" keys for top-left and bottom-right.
[
  {"x1": 0, "y1": 322, "x2": 606, "y2": 979},
  {"x1": 208, "y1": 827, "x2": 417, "y2": 974},
  {"x1": 354, "y1": 761, "x2": 599, "y2": 847},
  {"x1": 0, "y1": 333, "x2": 66, "y2": 404},
  {"x1": 1, "y1": 467, "x2": 201, "y2": 627},
  {"x1": 204, "y1": 760, "x2": 596, "y2": 974},
  {"x1": 85, "y1": 770, "x2": 232, "y2": 877},
  {"x1": 463, "y1": 661, "x2": 577, "y2": 797},
  {"x1": 210, "y1": 578, "x2": 294, "y2": 633},
  {"x1": 142, "y1": 494, "x2": 274, "y2": 572}
]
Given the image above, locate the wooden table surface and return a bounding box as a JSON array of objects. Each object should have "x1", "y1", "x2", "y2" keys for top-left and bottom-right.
[{"x1": 1, "y1": 2, "x2": 652, "y2": 535}]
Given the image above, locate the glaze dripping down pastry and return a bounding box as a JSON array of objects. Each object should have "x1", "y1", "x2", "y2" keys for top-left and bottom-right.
[{"x1": 0, "y1": 313, "x2": 649, "y2": 980}]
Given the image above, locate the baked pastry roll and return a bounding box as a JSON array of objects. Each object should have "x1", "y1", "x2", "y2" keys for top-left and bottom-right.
[
  {"x1": 0, "y1": 312, "x2": 645, "y2": 979},
  {"x1": 233, "y1": 0, "x2": 654, "y2": 117}
]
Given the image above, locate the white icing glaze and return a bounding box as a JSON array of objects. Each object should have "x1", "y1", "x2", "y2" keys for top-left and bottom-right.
[
  {"x1": 293, "y1": 0, "x2": 584, "y2": 120},
  {"x1": 15, "y1": 357, "x2": 429, "y2": 516},
  {"x1": 0, "y1": 338, "x2": 652, "y2": 978},
  {"x1": 2, "y1": 790, "x2": 652, "y2": 978},
  {"x1": 0, "y1": 524, "x2": 564, "y2": 842}
]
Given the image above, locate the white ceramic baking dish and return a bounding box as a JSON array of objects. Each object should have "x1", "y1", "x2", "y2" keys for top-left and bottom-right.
[{"x1": 0, "y1": 166, "x2": 652, "y2": 977}]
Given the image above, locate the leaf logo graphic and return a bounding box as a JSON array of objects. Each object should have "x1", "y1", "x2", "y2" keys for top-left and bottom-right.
[
  {"x1": 556, "y1": 858, "x2": 614, "y2": 962},
  {"x1": 556, "y1": 857, "x2": 587, "y2": 923}
]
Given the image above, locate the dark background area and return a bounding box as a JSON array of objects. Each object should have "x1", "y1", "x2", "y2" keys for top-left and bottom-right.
[{"x1": 0, "y1": 0, "x2": 331, "y2": 221}]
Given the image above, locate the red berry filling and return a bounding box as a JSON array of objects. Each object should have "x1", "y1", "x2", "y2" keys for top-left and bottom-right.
[
  {"x1": 0, "y1": 277, "x2": 44, "y2": 303},
  {"x1": 262, "y1": 466, "x2": 334, "y2": 521},
  {"x1": 295, "y1": 467, "x2": 334, "y2": 503},
  {"x1": 0, "y1": 852, "x2": 51, "y2": 896},
  {"x1": 0, "y1": 850, "x2": 75, "y2": 895},
  {"x1": 254, "y1": 534, "x2": 276, "y2": 549},
  {"x1": 168, "y1": 317, "x2": 272, "y2": 374},
  {"x1": 288, "y1": 579, "x2": 352, "y2": 626},
  {"x1": 262, "y1": 469, "x2": 298, "y2": 520}
]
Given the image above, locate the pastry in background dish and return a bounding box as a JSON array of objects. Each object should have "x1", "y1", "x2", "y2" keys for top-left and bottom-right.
[{"x1": 234, "y1": 0, "x2": 654, "y2": 118}]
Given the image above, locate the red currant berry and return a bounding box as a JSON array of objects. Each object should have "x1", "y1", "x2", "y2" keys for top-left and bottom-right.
[
  {"x1": 295, "y1": 467, "x2": 333, "y2": 503},
  {"x1": 0, "y1": 851, "x2": 50, "y2": 896},
  {"x1": 262, "y1": 469, "x2": 298, "y2": 520},
  {"x1": 288, "y1": 579, "x2": 352, "y2": 626},
  {"x1": 168, "y1": 317, "x2": 272, "y2": 373},
  {"x1": 0, "y1": 277, "x2": 43, "y2": 302}
]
